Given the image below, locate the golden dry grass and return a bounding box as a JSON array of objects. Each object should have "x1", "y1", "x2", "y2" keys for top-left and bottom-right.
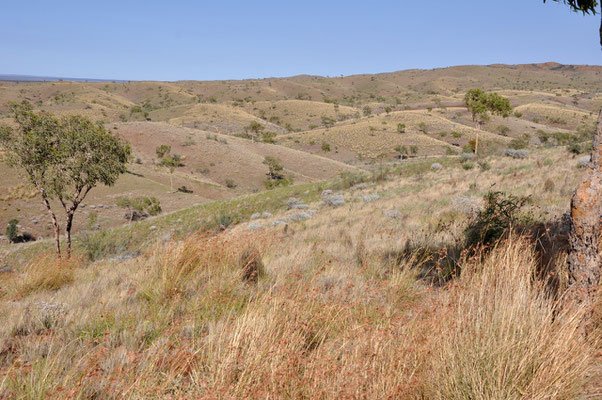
[{"x1": 0, "y1": 146, "x2": 600, "y2": 398}]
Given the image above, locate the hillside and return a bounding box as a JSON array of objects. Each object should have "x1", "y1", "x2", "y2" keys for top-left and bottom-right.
[
  {"x1": 0, "y1": 146, "x2": 600, "y2": 398},
  {"x1": 0, "y1": 62, "x2": 599, "y2": 240}
]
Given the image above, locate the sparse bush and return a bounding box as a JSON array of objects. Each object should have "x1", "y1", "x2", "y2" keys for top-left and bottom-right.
[
  {"x1": 496, "y1": 125, "x2": 510, "y2": 135},
  {"x1": 464, "y1": 191, "x2": 528, "y2": 249},
  {"x1": 418, "y1": 122, "x2": 428, "y2": 134},
  {"x1": 509, "y1": 137, "x2": 528, "y2": 149},
  {"x1": 5, "y1": 219, "x2": 19, "y2": 243},
  {"x1": 156, "y1": 144, "x2": 171, "y2": 158},
  {"x1": 116, "y1": 196, "x2": 162, "y2": 222},
  {"x1": 504, "y1": 149, "x2": 530, "y2": 159},
  {"x1": 513, "y1": 111, "x2": 523, "y2": 118},
  {"x1": 544, "y1": 178, "x2": 555, "y2": 192},
  {"x1": 225, "y1": 179, "x2": 237, "y2": 189},
  {"x1": 462, "y1": 162, "x2": 475, "y2": 170},
  {"x1": 410, "y1": 145, "x2": 418, "y2": 155},
  {"x1": 363, "y1": 106, "x2": 372, "y2": 116},
  {"x1": 321, "y1": 141, "x2": 331, "y2": 152}
]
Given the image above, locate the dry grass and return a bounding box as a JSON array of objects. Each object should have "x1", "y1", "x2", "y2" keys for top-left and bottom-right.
[
  {"x1": 16, "y1": 255, "x2": 80, "y2": 297},
  {"x1": 0, "y1": 211, "x2": 598, "y2": 398}
]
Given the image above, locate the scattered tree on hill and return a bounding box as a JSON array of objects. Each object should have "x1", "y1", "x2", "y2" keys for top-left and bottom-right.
[
  {"x1": 0, "y1": 101, "x2": 131, "y2": 257},
  {"x1": 262, "y1": 156, "x2": 292, "y2": 189},
  {"x1": 464, "y1": 89, "x2": 512, "y2": 155}
]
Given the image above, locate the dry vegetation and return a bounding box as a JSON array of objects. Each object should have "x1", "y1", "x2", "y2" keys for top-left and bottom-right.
[
  {"x1": 0, "y1": 145, "x2": 600, "y2": 398},
  {"x1": 0, "y1": 63, "x2": 601, "y2": 398}
]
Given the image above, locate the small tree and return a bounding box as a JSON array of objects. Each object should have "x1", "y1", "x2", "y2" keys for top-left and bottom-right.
[
  {"x1": 464, "y1": 89, "x2": 512, "y2": 155},
  {"x1": 0, "y1": 101, "x2": 131, "y2": 257},
  {"x1": 5, "y1": 219, "x2": 19, "y2": 243},
  {"x1": 156, "y1": 144, "x2": 171, "y2": 158},
  {"x1": 263, "y1": 156, "x2": 285, "y2": 180}
]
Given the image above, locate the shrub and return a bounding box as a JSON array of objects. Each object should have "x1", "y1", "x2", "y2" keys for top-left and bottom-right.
[
  {"x1": 225, "y1": 179, "x2": 237, "y2": 189},
  {"x1": 397, "y1": 123, "x2": 406, "y2": 133},
  {"x1": 5, "y1": 219, "x2": 19, "y2": 243},
  {"x1": 464, "y1": 191, "x2": 528, "y2": 249},
  {"x1": 261, "y1": 131, "x2": 277, "y2": 144},
  {"x1": 156, "y1": 144, "x2": 171, "y2": 158},
  {"x1": 418, "y1": 122, "x2": 428, "y2": 133},
  {"x1": 504, "y1": 149, "x2": 530, "y2": 159},
  {"x1": 509, "y1": 137, "x2": 528, "y2": 149},
  {"x1": 513, "y1": 111, "x2": 523, "y2": 118},
  {"x1": 451, "y1": 131, "x2": 462, "y2": 138},
  {"x1": 462, "y1": 162, "x2": 475, "y2": 170},
  {"x1": 363, "y1": 106, "x2": 372, "y2": 116},
  {"x1": 496, "y1": 125, "x2": 510, "y2": 135},
  {"x1": 410, "y1": 145, "x2": 418, "y2": 155},
  {"x1": 544, "y1": 178, "x2": 555, "y2": 192},
  {"x1": 321, "y1": 142, "x2": 331, "y2": 152}
]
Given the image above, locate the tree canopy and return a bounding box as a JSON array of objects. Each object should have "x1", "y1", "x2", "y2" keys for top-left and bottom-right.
[
  {"x1": 464, "y1": 89, "x2": 512, "y2": 128},
  {"x1": 0, "y1": 101, "x2": 131, "y2": 256}
]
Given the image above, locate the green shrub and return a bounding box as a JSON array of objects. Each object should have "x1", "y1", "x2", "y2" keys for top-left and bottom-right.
[
  {"x1": 225, "y1": 179, "x2": 237, "y2": 188},
  {"x1": 5, "y1": 219, "x2": 19, "y2": 243},
  {"x1": 464, "y1": 191, "x2": 528, "y2": 249},
  {"x1": 397, "y1": 123, "x2": 406, "y2": 133},
  {"x1": 321, "y1": 141, "x2": 331, "y2": 152}
]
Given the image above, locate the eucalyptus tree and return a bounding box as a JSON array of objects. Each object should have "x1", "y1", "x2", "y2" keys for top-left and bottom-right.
[{"x1": 0, "y1": 101, "x2": 131, "y2": 257}]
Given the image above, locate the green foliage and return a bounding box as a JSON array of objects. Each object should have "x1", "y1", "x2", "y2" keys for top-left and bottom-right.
[
  {"x1": 395, "y1": 145, "x2": 408, "y2": 155},
  {"x1": 464, "y1": 89, "x2": 512, "y2": 127},
  {"x1": 321, "y1": 141, "x2": 331, "y2": 152},
  {"x1": 464, "y1": 191, "x2": 528, "y2": 249},
  {"x1": 261, "y1": 131, "x2": 277, "y2": 144},
  {"x1": 225, "y1": 178, "x2": 237, "y2": 188},
  {"x1": 158, "y1": 154, "x2": 183, "y2": 167},
  {"x1": 5, "y1": 219, "x2": 19, "y2": 243},
  {"x1": 0, "y1": 101, "x2": 131, "y2": 256},
  {"x1": 156, "y1": 144, "x2": 171, "y2": 158},
  {"x1": 263, "y1": 156, "x2": 286, "y2": 181},
  {"x1": 363, "y1": 106, "x2": 372, "y2": 116},
  {"x1": 509, "y1": 137, "x2": 529, "y2": 149},
  {"x1": 410, "y1": 145, "x2": 418, "y2": 155},
  {"x1": 116, "y1": 196, "x2": 162, "y2": 219},
  {"x1": 397, "y1": 123, "x2": 406, "y2": 133},
  {"x1": 544, "y1": 0, "x2": 598, "y2": 14},
  {"x1": 321, "y1": 115, "x2": 336, "y2": 127},
  {"x1": 496, "y1": 125, "x2": 510, "y2": 135},
  {"x1": 418, "y1": 122, "x2": 428, "y2": 133},
  {"x1": 245, "y1": 121, "x2": 264, "y2": 134},
  {"x1": 384, "y1": 106, "x2": 392, "y2": 114}
]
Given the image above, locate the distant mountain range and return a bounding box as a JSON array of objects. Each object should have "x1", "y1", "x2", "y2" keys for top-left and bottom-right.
[{"x1": 0, "y1": 74, "x2": 127, "y2": 82}]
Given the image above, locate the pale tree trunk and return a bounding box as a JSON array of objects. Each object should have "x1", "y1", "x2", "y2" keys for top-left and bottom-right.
[
  {"x1": 566, "y1": 109, "x2": 602, "y2": 309},
  {"x1": 39, "y1": 190, "x2": 61, "y2": 257}
]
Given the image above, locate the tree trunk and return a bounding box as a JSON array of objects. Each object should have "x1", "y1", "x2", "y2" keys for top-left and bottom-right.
[
  {"x1": 65, "y1": 211, "x2": 74, "y2": 258},
  {"x1": 40, "y1": 193, "x2": 61, "y2": 257},
  {"x1": 566, "y1": 109, "x2": 602, "y2": 308}
]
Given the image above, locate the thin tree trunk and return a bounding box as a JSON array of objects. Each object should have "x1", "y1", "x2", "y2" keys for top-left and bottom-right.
[
  {"x1": 65, "y1": 211, "x2": 74, "y2": 258},
  {"x1": 40, "y1": 191, "x2": 61, "y2": 257},
  {"x1": 566, "y1": 109, "x2": 602, "y2": 308}
]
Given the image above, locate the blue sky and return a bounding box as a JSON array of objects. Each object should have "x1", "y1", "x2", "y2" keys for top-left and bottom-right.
[{"x1": 1, "y1": 0, "x2": 599, "y2": 81}]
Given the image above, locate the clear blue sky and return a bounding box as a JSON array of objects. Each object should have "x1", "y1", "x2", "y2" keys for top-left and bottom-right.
[{"x1": 1, "y1": 0, "x2": 599, "y2": 81}]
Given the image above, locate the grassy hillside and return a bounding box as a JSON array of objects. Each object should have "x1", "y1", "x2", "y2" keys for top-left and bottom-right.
[
  {"x1": 0, "y1": 62, "x2": 599, "y2": 245},
  {"x1": 0, "y1": 146, "x2": 600, "y2": 398}
]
